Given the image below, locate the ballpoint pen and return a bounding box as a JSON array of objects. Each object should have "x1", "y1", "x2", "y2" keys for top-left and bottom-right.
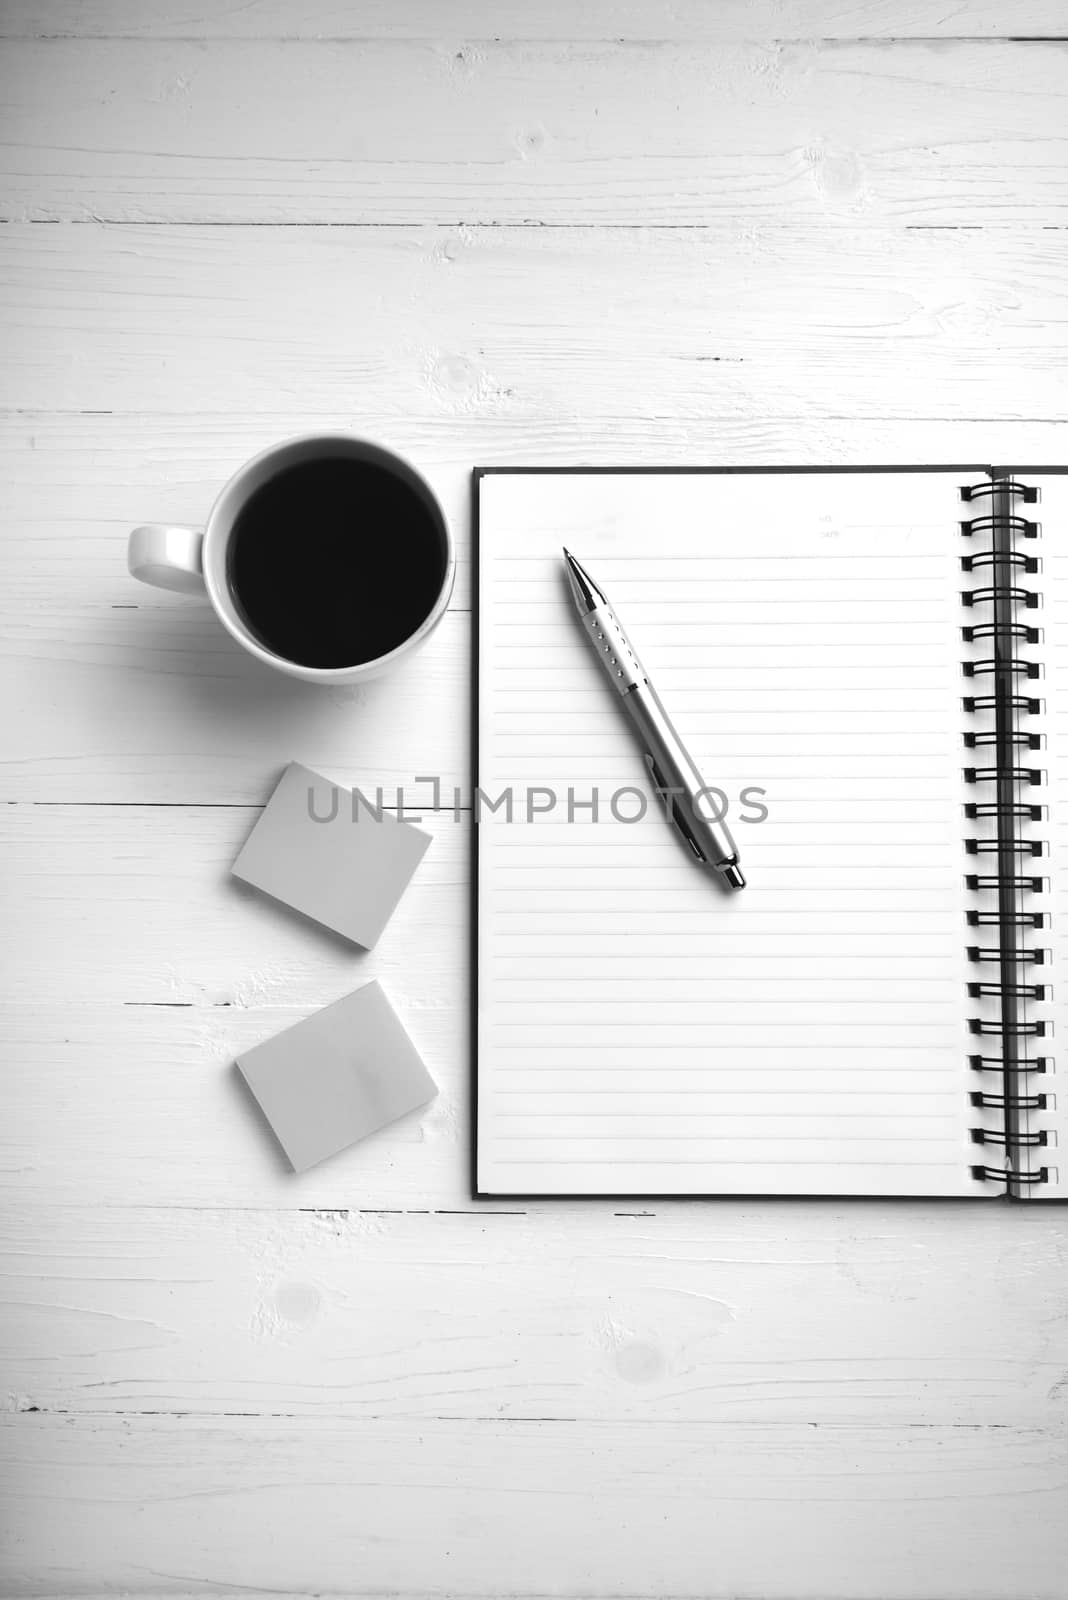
[{"x1": 563, "y1": 548, "x2": 745, "y2": 889}]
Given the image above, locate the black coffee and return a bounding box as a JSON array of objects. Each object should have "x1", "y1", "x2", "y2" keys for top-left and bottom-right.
[{"x1": 227, "y1": 455, "x2": 447, "y2": 669}]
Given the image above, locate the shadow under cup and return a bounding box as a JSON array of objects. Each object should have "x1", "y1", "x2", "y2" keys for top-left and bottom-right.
[{"x1": 224, "y1": 448, "x2": 451, "y2": 672}]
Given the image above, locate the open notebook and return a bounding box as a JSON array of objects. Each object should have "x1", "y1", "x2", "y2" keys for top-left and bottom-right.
[{"x1": 474, "y1": 467, "x2": 1068, "y2": 1201}]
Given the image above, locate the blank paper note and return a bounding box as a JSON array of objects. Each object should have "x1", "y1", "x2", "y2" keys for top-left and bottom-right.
[
  {"x1": 236, "y1": 980, "x2": 437, "y2": 1173},
  {"x1": 476, "y1": 470, "x2": 981, "y2": 1198},
  {"x1": 232, "y1": 761, "x2": 431, "y2": 948}
]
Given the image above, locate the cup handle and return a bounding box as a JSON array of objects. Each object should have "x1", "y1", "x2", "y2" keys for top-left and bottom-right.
[{"x1": 128, "y1": 525, "x2": 205, "y2": 595}]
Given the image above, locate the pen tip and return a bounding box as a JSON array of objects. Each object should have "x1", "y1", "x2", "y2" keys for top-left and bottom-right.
[
  {"x1": 722, "y1": 864, "x2": 746, "y2": 890},
  {"x1": 562, "y1": 549, "x2": 606, "y2": 615}
]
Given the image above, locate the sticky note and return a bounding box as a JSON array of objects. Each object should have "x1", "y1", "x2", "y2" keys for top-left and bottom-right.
[
  {"x1": 232, "y1": 762, "x2": 431, "y2": 948},
  {"x1": 236, "y1": 980, "x2": 438, "y2": 1173}
]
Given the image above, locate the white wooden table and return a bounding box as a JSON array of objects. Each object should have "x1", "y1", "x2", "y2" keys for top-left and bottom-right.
[{"x1": 3, "y1": 5, "x2": 1068, "y2": 1595}]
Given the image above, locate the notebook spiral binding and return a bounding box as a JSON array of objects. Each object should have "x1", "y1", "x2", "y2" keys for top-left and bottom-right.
[{"x1": 961, "y1": 472, "x2": 1051, "y2": 1194}]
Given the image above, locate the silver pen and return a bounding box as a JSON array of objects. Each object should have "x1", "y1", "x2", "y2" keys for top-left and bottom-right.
[{"x1": 563, "y1": 549, "x2": 745, "y2": 889}]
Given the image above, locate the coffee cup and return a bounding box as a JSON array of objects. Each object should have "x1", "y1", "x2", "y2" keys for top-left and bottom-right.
[{"x1": 128, "y1": 434, "x2": 454, "y2": 684}]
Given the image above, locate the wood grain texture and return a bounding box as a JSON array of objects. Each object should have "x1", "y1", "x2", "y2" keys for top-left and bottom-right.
[
  {"x1": 3, "y1": 224, "x2": 1066, "y2": 420},
  {"x1": 4, "y1": 37, "x2": 1067, "y2": 225},
  {"x1": 3, "y1": 1414, "x2": 1067, "y2": 1600},
  {"x1": 4, "y1": 1204, "x2": 1068, "y2": 1425},
  {"x1": 4, "y1": 0, "x2": 1067, "y2": 40},
  {"x1": 4, "y1": 4, "x2": 1068, "y2": 1594},
  {"x1": 0, "y1": 598, "x2": 467, "y2": 803},
  {"x1": 1, "y1": 804, "x2": 469, "y2": 1207}
]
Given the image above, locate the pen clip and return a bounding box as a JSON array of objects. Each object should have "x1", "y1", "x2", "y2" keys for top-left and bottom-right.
[{"x1": 644, "y1": 753, "x2": 707, "y2": 863}]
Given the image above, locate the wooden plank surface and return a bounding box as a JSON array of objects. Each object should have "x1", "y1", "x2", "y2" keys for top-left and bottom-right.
[
  {"x1": 0, "y1": 599, "x2": 468, "y2": 804},
  {"x1": 4, "y1": 0, "x2": 1067, "y2": 40},
  {"x1": 4, "y1": 38, "x2": 1067, "y2": 225},
  {"x1": 4, "y1": 1414, "x2": 1067, "y2": 1600},
  {"x1": 1, "y1": 804, "x2": 469, "y2": 1207},
  {"x1": 3, "y1": 3, "x2": 1068, "y2": 1595},
  {"x1": 3, "y1": 224, "x2": 1065, "y2": 420},
  {"x1": 4, "y1": 1204, "x2": 1068, "y2": 1424}
]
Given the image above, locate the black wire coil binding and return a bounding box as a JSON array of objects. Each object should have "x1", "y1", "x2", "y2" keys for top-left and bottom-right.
[
  {"x1": 969, "y1": 1054, "x2": 1048, "y2": 1073},
  {"x1": 962, "y1": 659, "x2": 1041, "y2": 679},
  {"x1": 963, "y1": 698, "x2": 1043, "y2": 717},
  {"x1": 967, "y1": 946, "x2": 1046, "y2": 966},
  {"x1": 963, "y1": 731, "x2": 1043, "y2": 750},
  {"x1": 971, "y1": 1128, "x2": 1048, "y2": 1147},
  {"x1": 965, "y1": 873, "x2": 1044, "y2": 892},
  {"x1": 961, "y1": 550, "x2": 1040, "y2": 573},
  {"x1": 960, "y1": 517, "x2": 1039, "y2": 541},
  {"x1": 968, "y1": 1017, "x2": 1046, "y2": 1036},
  {"x1": 970, "y1": 1091, "x2": 1047, "y2": 1110},
  {"x1": 963, "y1": 770, "x2": 1043, "y2": 787},
  {"x1": 964, "y1": 837, "x2": 1044, "y2": 855},
  {"x1": 961, "y1": 481, "x2": 1040, "y2": 503},
  {"x1": 962, "y1": 622, "x2": 1041, "y2": 643},
  {"x1": 962, "y1": 586, "x2": 1040, "y2": 610},
  {"x1": 970, "y1": 1165, "x2": 1049, "y2": 1184},
  {"x1": 966, "y1": 910, "x2": 1046, "y2": 927},
  {"x1": 961, "y1": 475, "x2": 1049, "y2": 1193}
]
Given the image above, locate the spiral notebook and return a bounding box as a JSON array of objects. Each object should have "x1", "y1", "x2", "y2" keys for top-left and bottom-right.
[{"x1": 473, "y1": 465, "x2": 1068, "y2": 1201}]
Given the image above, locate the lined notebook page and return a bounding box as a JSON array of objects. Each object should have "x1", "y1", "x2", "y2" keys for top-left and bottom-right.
[{"x1": 476, "y1": 470, "x2": 981, "y2": 1198}]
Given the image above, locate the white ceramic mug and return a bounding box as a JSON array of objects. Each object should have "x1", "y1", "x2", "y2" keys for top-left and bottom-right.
[{"x1": 127, "y1": 434, "x2": 454, "y2": 684}]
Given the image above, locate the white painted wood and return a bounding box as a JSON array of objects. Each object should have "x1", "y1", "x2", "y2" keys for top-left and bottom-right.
[
  {"x1": 4, "y1": 224, "x2": 1066, "y2": 420},
  {"x1": 5, "y1": 38, "x2": 1067, "y2": 225},
  {"x1": 1, "y1": 804, "x2": 470, "y2": 1206},
  {"x1": 2, "y1": 1002, "x2": 469, "y2": 1208},
  {"x1": 0, "y1": 803, "x2": 465, "y2": 1012},
  {"x1": 0, "y1": 598, "x2": 468, "y2": 803},
  {"x1": 4, "y1": 1204, "x2": 1068, "y2": 1425},
  {"x1": 3, "y1": 1414, "x2": 1067, "y2": 1600},
  {"x1": 4, "y1": 6, "x2": 1068, "y2": 1595},
  {"x1": 3, "y1": 0, "x2": 1065, "y2": 41}
]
